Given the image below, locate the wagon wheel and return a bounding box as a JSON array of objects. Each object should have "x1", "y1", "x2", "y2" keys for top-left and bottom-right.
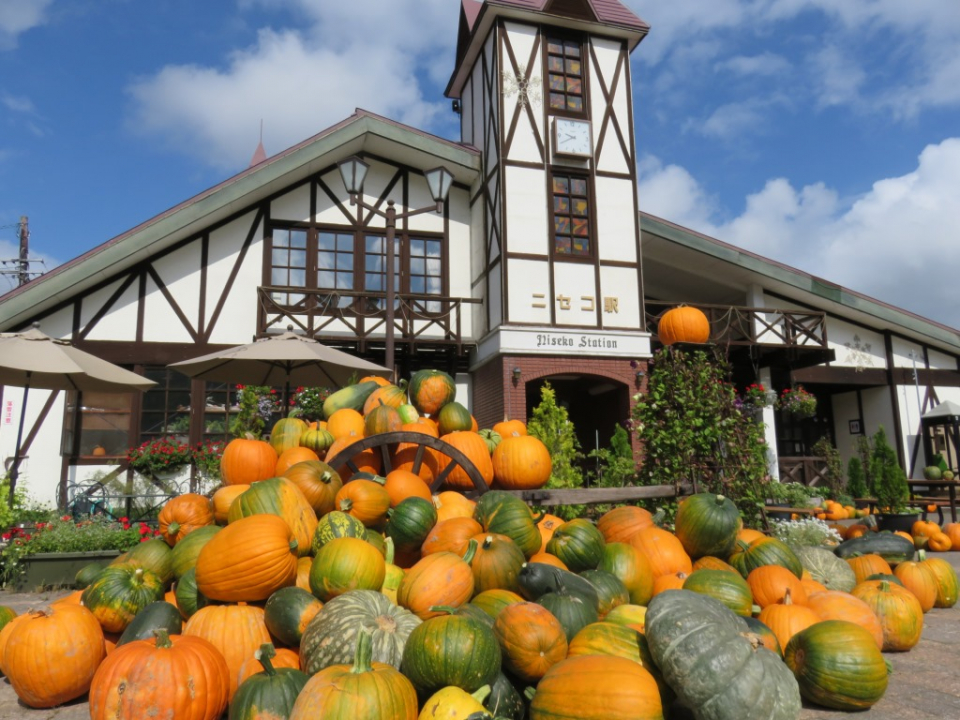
[{"x1": 324, "y1": 431, "x2": 490, "y2": 496}]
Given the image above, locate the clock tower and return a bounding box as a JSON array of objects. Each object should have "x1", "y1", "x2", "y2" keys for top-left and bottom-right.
[{"x1": 446, "y1": 0, "x2": 652, "y2": 431}]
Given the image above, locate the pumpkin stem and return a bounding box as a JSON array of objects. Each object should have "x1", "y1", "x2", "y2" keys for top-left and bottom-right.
[
  {"x1": 652, "y1": 508, "x2": 667, "y2": 528},
  {"x1": 783, "y1": 587, "x2": 793, "y2": 605},
  {"x1": 154, "y1": 628, "x2": 173, "y2": 649},
  {"x1": 483, "y1": 535, "x2": 495, "y2": 549},
  {"x1": 530, "y1": 510, "x2": 547, "y2": 524},
  {"x1": 428, "y1": 605, "x2": 459, "y2": 615},
  {"x1": 878, "y1": 580, "x2": 890, "y2": 592},
  {"x1": 384, "y1": 536, "x2": 396, "y2": 565},
  {"x1": 340, "y1": 498, "x2": 354, "y2": 512},
  {"x1": 714, "y1": 494, "x2": 726, "y2": 505},
  {"x1": 289, "y1": 538, "x2": 299, "y2": 553},
  {"x1": 462, "y1": 538, "x2": 479, "y2": 565},
  {"x1": 524, "y1": 687, "x2": 537, "y2": 702},
  {"x1": 472, "y1": 685, "x2": 492, "y2": 704},
  {"x1": 167, "y1": 522, "x2": 180, "y2": 537},
  {"x1": 917, "y1": 549, "x2": 926, "y2": 562},
  {"x1": 256, "y1": 643, "x2": 278, "y2": 676},
  {"x1": 350, "y1": 628, "x2": 374, "y2": 674}
]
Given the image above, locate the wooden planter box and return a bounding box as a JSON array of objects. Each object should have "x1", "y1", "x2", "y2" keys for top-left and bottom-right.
[{"x1": 14, "y1": 550, "x2": 122, "y2": 592}]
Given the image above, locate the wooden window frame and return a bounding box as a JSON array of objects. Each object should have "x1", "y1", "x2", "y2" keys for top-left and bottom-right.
[
  {"x1": 548, "y1": 169, "x2": 596, "y2": 262},
  {"x1": 543, "y1": 31, "x2": 589, "y2": 119},
  {"x1": 265, "y1": 222, "x2": 449, "y2": 315}
]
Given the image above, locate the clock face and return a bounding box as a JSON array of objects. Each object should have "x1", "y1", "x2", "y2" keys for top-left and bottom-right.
[{"x1": 554, "y1": 118, "x2": 592, "y2": 157}]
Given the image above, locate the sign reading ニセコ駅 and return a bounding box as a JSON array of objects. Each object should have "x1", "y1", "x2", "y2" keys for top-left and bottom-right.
[{"x1": 474, "y1": 326, "x2": 652, "y2": 364}]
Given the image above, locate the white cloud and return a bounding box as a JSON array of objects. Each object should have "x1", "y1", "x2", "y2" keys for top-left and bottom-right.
[
  {"x1": 696, "y1": 102, "x2": 766, "y2": 140},
  {"x1": 0, "y1": 0, "x2": 54, "y2": 50},
  {"x1": 1, "y1": 93, "x2": 35, "y2": 113},
  {"x1": 810, "y1": 45, "x2": 865, "y2": 109},
  {"x1": 715, "y1": 52, "x2": 791, "y2": 77},
  {"x1": 127, "y1": 0, "x2": 459, "y2": 170},
  {"x1": 637, "y1": 138, "x2": 960, "y2": 329}
]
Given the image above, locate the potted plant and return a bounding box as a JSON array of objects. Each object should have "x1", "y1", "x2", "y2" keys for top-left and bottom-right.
[
  {"x1": 869, "y1": 426, "x2": 918, "y2": 532},
  {"x1": 1, "y1": 515, "x2": 161, "y2": 591},
  {"x1": 764, "y1": 480, "x2": 819, "y2": 518},
  {"x1": 288, "y1": 385, "x2": 334, "y2": 423},
  {"x1": 127, "y1": 436, "x2": 192, "y2": 480},
  {"x1": 777, "y1": 386, "x2": 817, "y2": 419}
]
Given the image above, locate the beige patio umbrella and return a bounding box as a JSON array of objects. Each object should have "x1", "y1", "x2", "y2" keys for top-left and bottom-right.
[
  {"x1": 0, "y1": 324, "x2": 157, "y2": 503},
  {"x1": 168, "y1": 329, "x2": 392, "y2": 392}
]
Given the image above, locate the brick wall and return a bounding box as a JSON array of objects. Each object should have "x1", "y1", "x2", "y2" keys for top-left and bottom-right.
[{"x1": 471, "y1": 354, "x2": 650, "y2": 458}]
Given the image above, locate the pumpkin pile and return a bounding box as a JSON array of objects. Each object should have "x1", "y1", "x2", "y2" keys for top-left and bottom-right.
[
  {"x1": 219, "y1": 369, "x2": 552, "y2": 494},
  {"x1": 1, "y1": 478, "x2": 958, "y2": 717}
]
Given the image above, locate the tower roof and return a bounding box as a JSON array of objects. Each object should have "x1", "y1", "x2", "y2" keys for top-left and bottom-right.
[{"x1": 448, "y1": 0, "x2": 649, "y2": 98}]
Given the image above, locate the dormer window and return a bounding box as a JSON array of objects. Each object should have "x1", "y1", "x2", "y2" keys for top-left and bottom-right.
[{"x1": 546, "y1": 36, "x2": 585, "y2": 114}]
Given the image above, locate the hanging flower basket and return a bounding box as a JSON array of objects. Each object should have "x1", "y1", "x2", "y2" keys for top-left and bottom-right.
[{"x1": 777, "y1": 386, "x2": 817, "y2": 419}]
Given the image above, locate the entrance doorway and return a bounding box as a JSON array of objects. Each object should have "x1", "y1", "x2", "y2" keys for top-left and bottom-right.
[{"x1": 525, "y1": 375, "x2": 630, "y2": 457}]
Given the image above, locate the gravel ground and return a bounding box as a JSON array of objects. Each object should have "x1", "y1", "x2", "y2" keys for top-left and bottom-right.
[{"x1": 0, "y1": 554, "x2": 958, "y2": 719}]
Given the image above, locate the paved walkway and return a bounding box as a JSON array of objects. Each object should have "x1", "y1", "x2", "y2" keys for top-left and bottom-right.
[{"x1": 1, "y1": 554, "x2": 958, "y2": 719}]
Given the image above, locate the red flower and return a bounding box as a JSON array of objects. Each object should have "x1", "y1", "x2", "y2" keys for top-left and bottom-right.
[
  {"x1": 61, "y1": 515, "x2": 71, "y2": 522},
  {"x1": 1, "y1": 533, "x2": 10, "y2": 541},
  {"x1": 119, "y1": 517, "x2": 129, "y2": 523},
  {"x1": 140, "y1": 537, "x2": 151, "y2": 542},
  {"x1": 138, "y1": 525, "x2": 151, "y2": 535}
]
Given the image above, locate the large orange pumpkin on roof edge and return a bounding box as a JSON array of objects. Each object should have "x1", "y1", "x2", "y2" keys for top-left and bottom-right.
[{"x1": 658, "y1": 305, "x2": 710, "y2": 346}]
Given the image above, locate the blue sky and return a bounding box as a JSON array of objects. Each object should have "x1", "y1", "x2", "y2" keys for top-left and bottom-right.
[{"x1": 2, "y1": 0, "x2": 959, "y2": 328}]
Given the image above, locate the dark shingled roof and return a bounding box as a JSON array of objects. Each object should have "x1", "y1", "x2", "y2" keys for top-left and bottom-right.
[{"x1": 484, "y1": 0, "x2": 649, "y2": 32}]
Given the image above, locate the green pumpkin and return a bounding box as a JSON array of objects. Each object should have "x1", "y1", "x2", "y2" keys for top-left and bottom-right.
[
  {"x1": 174, "y1": 567, "x2": 210, "y2": 620},
  {"x1": 322, "y1": 380, "x2": 381, "y2": 419},
  {"x1": 437, "y1": 401, "x2": 474, "y2": 435},
  {"x1": 312, "y1": 510, "x2": 369, "y2": 554},
  {"x1": 545, "y1": 518, "x2": 606, "y2": 572},
  {"x1": 365, "y1": 529, "x2": 386, "y2": 556},
  {"x1": 784, "y1": 620, "x2": 888, "y2": 710},
  {"x1": 400, "y1": 614, "x2": 502, "y2": 698},
  {"x1": 537, "y1": 589, "x2": 599, "y2": 642},
  {"x1": 431, "y1": 603, "x2": 496, "y2": 628},
  {"x1": 229, "y1": 643, "x2": 309, "y2": 720},
  {"x1": 170, "y1": 525, "x2": 220, "y2": 580},
  {"x1": 834, "y1": 533, "x2": 915, "y2": 565},
  {"x1": 486, "y1": 671, "x2": 527, "y2": 720},
  {"x1": 730, "y1": 537, "x2": 803, "y2": 579},
  {"x1": 682, "y1": 568, "x2": 753, "y2": 616},
  {"x1": 386, "y1": 497, "x2": 439, "y2": 553},
  {"x1": 264, "y1": 586, "x2": 323, "y2": 648},
  {"x1": 473, "y1": 491, "x2": 543, "y2": 559},
  {"x1": 865, "y1": 572, "x2": 903, "y2": 586},
  {"x1": 673, "y1": 492, "x2": 742, "y2": 560},
  {"x1": 645, "y1": 590, "x2": 801, "y2": 720},
  {"x1": 300, "y1": 427, "x2": 335, "y2": 454},
  {"x1": 300, "y1": 589, "x2": 421, "y2": 673},
  {"x1": 270, "y1": 417, "x2": 309, "y2": 455},
  {"x1": 75, "y1": 562, "x2": 105, "y2": 589},
  {"x1": 116, "y1": 601, "x2": 182, "y2": 647},
  {"x1": 81, "y1": 563, "x2": 165, "y2": 633},
  {"x1": 0, "y1": 606, "x2": 17, "y2": 634},
  {"x1": 125, "y1": 537, "x2": 175, "y2": 587},
  {"x1": 790, "y1": 545, "x2": 856, "y2": 592},
  {"x1": 227, "y1": 476, "x2": 316, "y2": 557},
  {"x1": 579, "y1": 569, "x2": 629, "y2": 618},
  {"x1": 516, "y1": 562, "x2": 600, "y2": 610},
  {"x1": 478, "y1": 429, "x2": 502, "y2": 454},
  {"x1": 309, "y1": 537, "x2": 385, "y2": 602}
]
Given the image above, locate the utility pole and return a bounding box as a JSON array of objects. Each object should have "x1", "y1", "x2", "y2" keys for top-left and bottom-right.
[{"x1": 0, "y1": 215, "x2": 45, "y2": 287}]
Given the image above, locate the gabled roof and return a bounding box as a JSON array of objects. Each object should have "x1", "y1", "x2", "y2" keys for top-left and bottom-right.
[
  {"x1": 448, "y1": 0, "x2": 649, "y2": 98},
  {"x1": 640, "y1": 211, "x2": 960, "y2": 353},
  {"x1": 0, "y1": 110, "x2": 481, "y2": 332}
]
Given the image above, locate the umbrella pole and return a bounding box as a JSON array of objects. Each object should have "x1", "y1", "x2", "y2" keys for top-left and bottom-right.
[{"x1": 9, "y1": 373, "x2": 30, "y2": 508}]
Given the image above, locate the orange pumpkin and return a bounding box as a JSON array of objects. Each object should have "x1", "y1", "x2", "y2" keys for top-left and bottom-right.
[
  {"x1": 651, "y1": 571, "x2": 688, "y2": 597},
  {"x1": 805, "y1": 590, "x2": 884, "y2": 650},
  {"x1": 847, "y1": 554, "x2": 892, "y2": 585},
  {"x1": 657, "y1": 305, "x2": 710, "y2": 345},
  {"x1": 493, "y1": 418, "x2": 527, "y2": 437},
  {"x1": 183, "y1": 603, "x2": 271, "y2": 700},
  {"x1": 691, "y1": 556, "x2": 739, "y2": 574},
  {"x1": 597, "y1": 506, "x2": 653, "y2": 544},
  {"x1": 893, "y1": 556, "x2": 938, "y2": 612},
  {"x1": 383, "y1": 469, "x2": 433, "y2": 507},
  {"x1": 397, "y1": 541, "x2": 477, "y2": 619},
  {"x1": 851, "y1": 580, "x2": 924, "y2": 651},
  {"x1": 212, "y1": 484, "x2": 249, "y2": 524},
  {"x1": 275, "y1": 446, "x2": 320, "y2": 476},
  {"x1": 335, "y1": 477, "x2": 391, "y2": 527},
  {"x1": 296, "y1": 556, "x2": 313, "y2": 592},
  {"x1": 220, "y1": 437, "x2": 277, "y2": 485},
  {"x1": 362, "y1": 384, "x2": 406, "y2": 415},
  {"x1": 269, "y1": 418, "x2": 309, "y2": 457},
  {"x1": 420, "y1": 517, "x2": 483, "y2": 557},
  {"x1": 432, "y1": 491, "x2": 476, "y2": 522},
  {"x1": 435, "y1": 431, "x2": 495, "y2": 492},
  {"x1": 283, "y1": 460, "x2": 343, "y2": 515},
  {"x1": 3, "y1": 605, "x2": 105, "y2": 708},
  {"x1": 747, "y1": 565, "x2": 808, "y2": 609},
  {"x1": 364, "y1": 403, "x2": 403, "y2": 436},
  {"x1": 943, "y1": 523, "x2": 960, "y2": 548},
  {"x1": 326, "y1": 408, "x2": 365, "y2": 439},
  {"x1": 227, "y1": 476, "x2": 319, "y2": 558},
  {"x1": 325, "y1": 432, "x2": 382, "y2": 476},
  {"x1": 195, "y1": 514, "x2": 299, "y2": 602},
  {"x1": 629, "y1": 526, "x2": 693, "y2": 579},
  {"x1": 528, "y1": 552, "x2": 568, "y2": 570},
  {"x1": 537, "y1": 514, "x2": 565, "y2": 553},
  {"x1": 157, "y1": 493, "x2": 215, "y2": 546},
  {"x1": 492, "y1": 434, "x2": 552, "y2": 490},
  {"x1": 928, "y1": 532, "x2": 952, "y2": 552},
  {"x1": 493, "y1": 602, "x2": 568, "y2": 682},
  {"x1": 757, "y1": 588, "x2": 820, "y2": 651}
]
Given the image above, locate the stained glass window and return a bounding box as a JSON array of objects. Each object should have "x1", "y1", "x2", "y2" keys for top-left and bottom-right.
[
  {"x1": 546, "y1": 37, "x2": 584, "y2": 113},
  {"x1": 552, "y1": 173, "x2": 591, "y2": 257}
]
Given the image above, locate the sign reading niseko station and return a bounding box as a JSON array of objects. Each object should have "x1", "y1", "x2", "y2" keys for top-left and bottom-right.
[{"x1": 475, "y1": 327, "x2": 652, "y2": 363}]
